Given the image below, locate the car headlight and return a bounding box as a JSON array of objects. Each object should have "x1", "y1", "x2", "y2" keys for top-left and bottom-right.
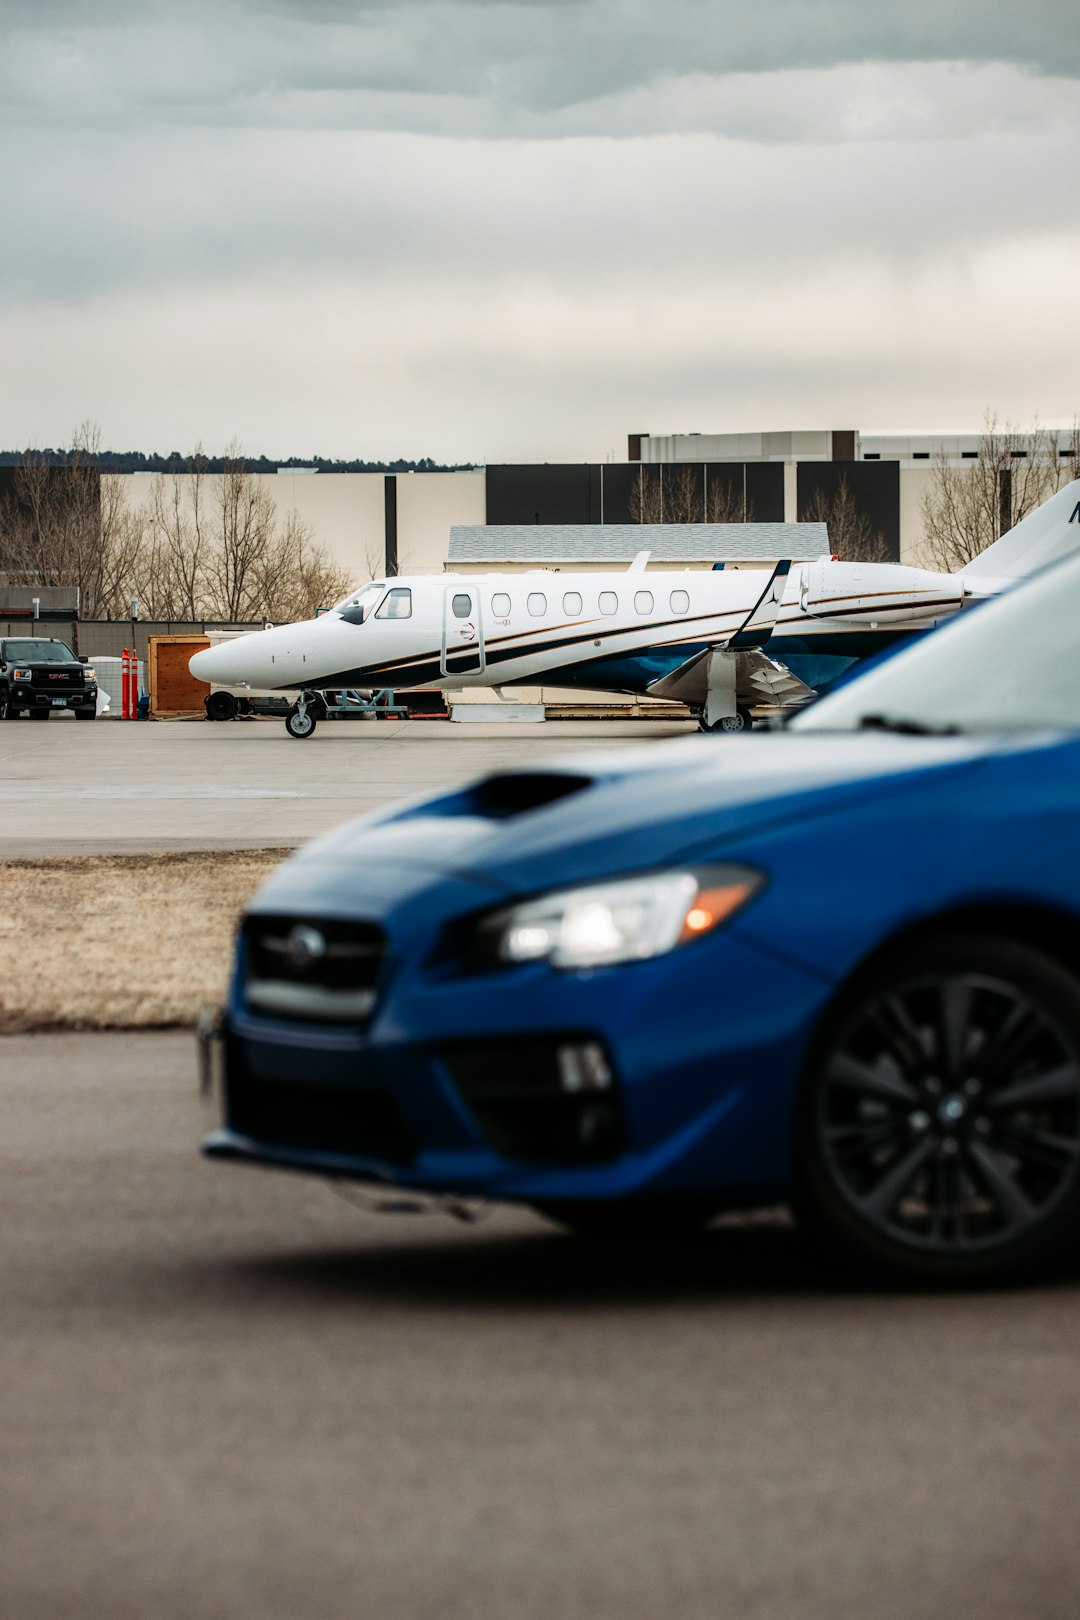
[
  {"x1": 82, "y1": 667, "x2": 96, "y2": 682},
  {"x1": 487, "y1": 866, "x2": 764, "y2": 970},
  {"x1": 12, "y1": 668, "x2": 32, "y2": 681}
]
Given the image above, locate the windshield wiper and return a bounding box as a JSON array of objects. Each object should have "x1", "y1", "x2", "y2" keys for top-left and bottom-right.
[{"x1": 857, "y1": 713, "x2": 961, "y2": 737}]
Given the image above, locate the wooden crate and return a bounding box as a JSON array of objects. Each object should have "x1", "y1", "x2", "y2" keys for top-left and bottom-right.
[{"x1": 149, "y1": 634, "x2": 211, "y2": 716}]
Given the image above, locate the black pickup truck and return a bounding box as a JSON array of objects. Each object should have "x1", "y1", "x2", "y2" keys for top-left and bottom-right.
[{"x1": 0, "y1": 637, "x2": 99, "y2": 721}]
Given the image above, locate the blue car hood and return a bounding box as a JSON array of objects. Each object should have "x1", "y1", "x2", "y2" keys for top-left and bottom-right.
[{"x1": 266, "y1": 732, "x2": 1000, "y2": 908}]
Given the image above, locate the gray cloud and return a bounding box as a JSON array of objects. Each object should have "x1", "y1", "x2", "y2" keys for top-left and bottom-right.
[{"x1": 2, "y1": 0, "x2": 1078, "y2": 139}]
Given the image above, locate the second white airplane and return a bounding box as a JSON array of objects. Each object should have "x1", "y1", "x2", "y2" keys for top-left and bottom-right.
[{"x1": 189, "y1": 478, "x2": 1080, "y2": 737}]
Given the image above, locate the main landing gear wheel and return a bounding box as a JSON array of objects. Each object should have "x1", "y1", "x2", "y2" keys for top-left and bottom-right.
[
  {"x1": 699, "y1": 707, "x2": 753, "y2": 734},
  {"x1": 532, "y1": 1197, "x2": 723, "y2": 1239},
  {"x1": 795, "y1": 932, "x2": 1080, "y2": 1285}
]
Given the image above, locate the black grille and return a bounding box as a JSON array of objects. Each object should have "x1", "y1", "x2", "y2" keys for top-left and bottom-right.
[
  {"x1": 244, "y1": 914, "x2": 386, "y2": 1022},
  {"x1": 442, "y1": 1038, "x2": 623, "y2": 1165},
  {"x1": 31, "y1": 668, "x2": 83, "y2": 689},
  {"x1": 225, "y1": 1068, "x2": 414, "y2": 1165}
]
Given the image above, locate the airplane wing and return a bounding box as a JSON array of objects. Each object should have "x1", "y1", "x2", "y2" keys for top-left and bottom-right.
[
  {"x1": 646, "y1": 561, "x2": 812, "y2": 710},
  {"x1": 647, "y1": 646, "x2": 815, "y2": 710}
]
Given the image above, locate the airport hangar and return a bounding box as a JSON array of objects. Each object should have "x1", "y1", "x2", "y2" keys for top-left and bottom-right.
[{"x1": 113, "y1": 425, "x2": 1079, "y2": 587}]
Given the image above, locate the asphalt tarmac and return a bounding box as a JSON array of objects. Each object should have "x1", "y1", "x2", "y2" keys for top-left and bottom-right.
[
  {"x1": 3, "y1": 715, "x2": 1080, "y2": 1618},
  {"x1": 0, "y1": 712, "x2": 694, "y2": 858}
]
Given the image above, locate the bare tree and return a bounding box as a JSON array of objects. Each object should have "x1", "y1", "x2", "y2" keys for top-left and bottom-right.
[
  {"x1": 919, "y1": 411, "x2": 1067, "y2": 572},
  {"x1": 629, "y1": 464, "x2": 753, "y2": 523},
  {"x1": 801, "y1": 475, "x2": 889, "y2": 562}
]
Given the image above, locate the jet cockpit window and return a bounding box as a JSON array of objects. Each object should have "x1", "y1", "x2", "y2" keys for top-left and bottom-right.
[
  {"x1": 451, "y1": 593, "x2": 472, "y2": 618},
  {"x1": 599, "y1": 592, "x2": 618, "y2": 616},
  {"x1": 491, "y1": 593, "x2": 511, "y2": 617},
  {"x1": 562, "y1": 592, "x2": 583, "y2": 616},
  {"x1": 336, "y1": 582, "x2": 385, "y2": 625},
  {"x1": 670, "y1": 590, "x2": 690, "y2": 614},
  {"x1": 527, "y1": 593, "x2": 547, "y2": 617},
  {"x1": 376, "y1": 588, "x2": 413, "y2": 620},
  {"x1": 634, "y1": 591, "x2": 654, "y2": 616}
]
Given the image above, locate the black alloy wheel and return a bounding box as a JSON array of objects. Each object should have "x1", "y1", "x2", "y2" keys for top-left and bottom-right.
[
  {"x1": 797, "y1": 933, "x2": 1080, "y2": 1283},
  {"x1": 0, "y1": 687, "x2": 13, "y2": 720},
  {"x1": 75, "y1": 708, "x2": 97, "y2": 721}
]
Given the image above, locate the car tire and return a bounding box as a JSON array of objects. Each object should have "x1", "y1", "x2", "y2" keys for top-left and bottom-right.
[
  {"x1": 205, "y1": 691, "x2": 238, "y2": 722},
  {"x1": 0, "y1": 688, "x2": 15, "y2": 720},
  {"x1": 795, "y1": 932, "x2": 1080, "y2": 1285},
  {"x1": 532, "y1": 1197, "x2": 722, "y2": 1239},
  {"x1": 285, "y1": 707, "x2": 317, "y2": 739},
  {"x1": 75, "y1": 708, "x2": 96, "y2": 720}
]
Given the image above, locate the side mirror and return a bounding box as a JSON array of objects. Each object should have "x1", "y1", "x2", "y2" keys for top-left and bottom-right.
[{"x1": 78, "y1": 655, "x2": 88, "y2": 663}]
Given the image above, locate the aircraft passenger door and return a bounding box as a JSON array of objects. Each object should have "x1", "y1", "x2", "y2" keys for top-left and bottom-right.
[{"x1": 441, "y1": 586, "x2": 485, "y2": 677}]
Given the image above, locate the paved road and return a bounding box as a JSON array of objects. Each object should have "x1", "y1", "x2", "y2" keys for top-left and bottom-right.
[
  {"x1": 3, "y1": 1031, "x2": 1079, "y2": 1620},
  {"x1": 0, "y1": 714, "x2": 694, "y2": 857}
]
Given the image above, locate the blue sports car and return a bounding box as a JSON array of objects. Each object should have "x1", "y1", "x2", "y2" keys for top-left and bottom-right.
[{"x1": 204, "y1": 551, "x2": 1080, "y2": 1283}]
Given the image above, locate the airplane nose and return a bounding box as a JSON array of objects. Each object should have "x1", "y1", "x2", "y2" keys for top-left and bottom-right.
[{"x1": 189, "y1": 645, "x2": 229, "y2": 682}]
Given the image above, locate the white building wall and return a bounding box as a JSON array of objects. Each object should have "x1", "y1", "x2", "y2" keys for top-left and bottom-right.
[{"x1": 395, "y1": 471, "x2": 486, "y2": 575}]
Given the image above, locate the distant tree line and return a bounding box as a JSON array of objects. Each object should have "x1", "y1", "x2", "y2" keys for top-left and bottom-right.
[
  {"x1": 0, "y1": 448, "x2": 476, "y2": 475},
  {"x1": 0, "y1": 426, "x2": 353, "y2": 621}
]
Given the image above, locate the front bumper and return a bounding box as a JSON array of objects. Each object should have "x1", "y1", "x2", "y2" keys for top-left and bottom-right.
[
  {"x1": 12, "y1": 684, "x2": 96, "y2": 709},
  {"x1": 201, "y1": 927, "x2": 830, "y2": 1207}
]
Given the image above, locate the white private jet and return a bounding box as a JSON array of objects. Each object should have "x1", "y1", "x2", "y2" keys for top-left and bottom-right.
[{"x1": 189, "y1": 478, "x2": 1080, "y2": 737}]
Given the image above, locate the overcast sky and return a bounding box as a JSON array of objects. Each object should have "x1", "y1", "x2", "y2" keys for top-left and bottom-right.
[{"x1": 2, "y1": 0, "x2": 1078, "y2": 461}]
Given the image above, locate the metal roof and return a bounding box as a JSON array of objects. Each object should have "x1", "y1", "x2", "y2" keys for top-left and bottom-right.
[{"x1": 447, "y1": 523, "x2": 828, "y2": 564}]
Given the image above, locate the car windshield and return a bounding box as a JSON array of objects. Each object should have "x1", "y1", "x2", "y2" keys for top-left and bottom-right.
[
  {"x1": 3, "y1": 640, "x2": 76, "y2": 664},
  {"x1": 791, "y1": 549, "x2": 1080, "y2": 736},
  {"x1": 332, "y1": 583, "x2": 385, "y2": 624}
]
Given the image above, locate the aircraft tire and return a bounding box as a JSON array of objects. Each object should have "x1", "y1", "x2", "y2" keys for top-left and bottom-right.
[
  {"x1": 285, "y1": 707, "x2": 317, "y2": 739},
  {"x1": 699, "y1": 707, "x2": 753, "y2": 734}
]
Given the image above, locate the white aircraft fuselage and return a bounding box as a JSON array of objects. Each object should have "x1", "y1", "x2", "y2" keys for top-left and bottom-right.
[
  {"x1": 189, "y1": 558, "x2": 962, "y2": 705},
  {"x1": 186, "y1": 478, "x2": 1080, "y2": 723}
]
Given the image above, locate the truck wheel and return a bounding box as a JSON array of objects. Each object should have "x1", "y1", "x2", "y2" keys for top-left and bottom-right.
[
  {"x1": 75, "y1": 709, "x2": 97, "y2": 721},
  {"x1": 205, "y1": 691, "x2": 238, "y2": 722},
  {"x1": 285, "y1": 707, "x2": 317, "y2": 739},
  {"x1": 0, "y1": 688, "x2": 15, "y2": 720}
]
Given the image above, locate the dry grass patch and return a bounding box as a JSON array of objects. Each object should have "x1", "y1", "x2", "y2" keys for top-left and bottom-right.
[{"x1": 0, "y1": 850, "x2": 288, "y2": 1033}]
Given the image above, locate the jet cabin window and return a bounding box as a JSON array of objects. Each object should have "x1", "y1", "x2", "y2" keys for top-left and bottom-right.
[
  {"x1": 599, "y1": 592, "x2": 618, "y2": 616},
  {"x1": 670, "y1": 590, "x2": 689, "y2": 614},
  {"x1": 376, "y1": 588, "x2": 412, "y2": 620},
  {"x1": 563, "y1": 592, "x2": 583, "y2": 616},
  {"x1": 491, "y1": 593, "x2": 511, "y2": 617},
  {"x1": 451, "y1": 593, "x2": 472, "y2": 618},
  {"x1": 634, "y1": 591, "x2": 654, "y2": 616},
  {"x1": 527, "y1": 592, "x2": 547, "y2": 617}
]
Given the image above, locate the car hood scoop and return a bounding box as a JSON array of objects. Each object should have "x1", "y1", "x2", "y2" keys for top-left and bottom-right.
[{"x1": 288, "y1": 732, "x2": 1003, "y2": 904}]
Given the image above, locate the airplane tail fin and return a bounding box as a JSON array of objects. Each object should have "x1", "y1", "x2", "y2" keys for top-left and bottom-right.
[
  {"x1": 727, "y1": 559, "x2": 791, "y2": 649},
  {"x1": 962, "y1": 477, "x2": 1080, "y2": 582}
]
